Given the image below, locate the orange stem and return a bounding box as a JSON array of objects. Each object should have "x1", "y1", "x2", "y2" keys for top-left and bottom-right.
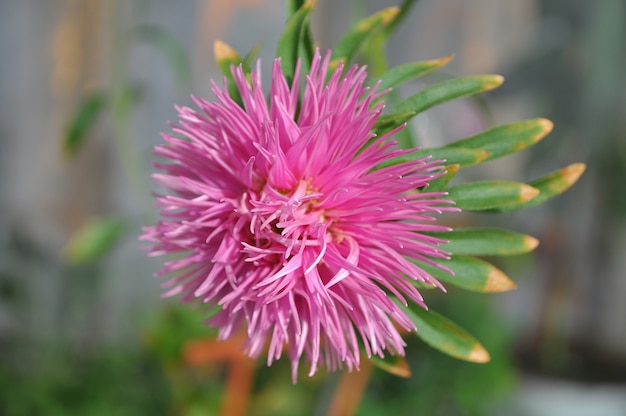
[{"x1": 326, "y1": 358, "x2": 373, "y2": 416}]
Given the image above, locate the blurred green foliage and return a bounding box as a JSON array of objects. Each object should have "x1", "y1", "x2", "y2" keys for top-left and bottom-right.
[{"x1": 0, "y1": 348, "x2": 170, "y2": 416}]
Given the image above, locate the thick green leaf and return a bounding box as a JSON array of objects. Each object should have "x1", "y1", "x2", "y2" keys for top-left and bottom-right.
[
  {"x1": 377, "y1": 55, "x2": 454, "y2": 91},
  {"x1": 386, "y1": 75, "x2": 503, "y2": 122},
  {"x1": 63, "y1": 92, "x2": 107, "y2": 157},
  {"x1": 213, "y1": 40, "x2": 249, "y2": 105},
  {"x1": 426, "y1": 227, "x2": 539, "y2": 256},
  {"x1": 411, "y1": 147, "x2": 490, "y2": 167},
  {"x1": 416, "y1": 255, "x2": 517, "y2": 293},
  {"x1": 447, "y1": 118, "x2": 553, "y2": 162},
  {"x1": 492, "y1": 163, "x2": 587, "y2": 212},
  {"x1": 64, "y1": 218, "x2": 126, "y2": 264},
  {"x1": 330, "y1": 7, "x2": 400, "y2": 67},
  {"x1": 428, "y1": 164, "x2": 459, "y2": 192},
  {"x1": 400, "y1": 302, "x2": 490, "y2": 363},
  {"x1": 370, "y1": 355, "x2": 411, "y2": 377},
  {"x1": 276, "y1": 0, "x2": 314, "y2": 84},
  {"x1": 446, "y1": 181, "x2": 539, "y2": 211},
  {"x1": 133, "y1": 24, "x2": 191, "y2": 87}
]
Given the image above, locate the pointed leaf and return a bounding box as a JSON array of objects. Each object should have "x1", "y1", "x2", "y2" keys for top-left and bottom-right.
[
  {"x1": 214, "y1": 40, "x2": 249, "y2": 105},
  {"x1": 386, "y1": 75, "x2": 504, "y2": 122},
  {"x1": 448, "y1": 118, "x2": 554, "y2": 161},
  {"x1": 401, "y1": 302, "x2": 490, "y2": 363},
  {"x1": 64, "y1": 218, "x2": 126, "y2": 264},
  {"x1": 374, "y1": 147, "x2": 487, "y2": 172},
  {"x1": 383, "y1": 0, "x2": 419, "y2": 37},
  {"x1": 446, "y1": 181, "x2": 539, "y2": 211},
  {"x1": 428, "y1": 164, "x2": 459, "y2": 192},
  {"x1": 426, "y1": 227, "x2": 539, "y2": 256},
  {"x1": 412, "y1": 147, "x2": 490, "y2": 167},
  {"x1": 214, "y1": 40, "x2": 248, "y2": 72},
  {"x1": 63, "y1": 92, "x2": 107, "y2": 157},
  {"x1": 492, "y1": 163, "x2": 587, "y2": 212},
  {"x1": 276, "y1": 0, "x2": 314, "y2": 84},
  {"x1": 370, "y1": 355, "x2": 412, "y2": 378},
  {"x1": 417, "y1": 255, "x2": 517, "y2": 293},
  {"x1": 330, "y1": 7, "x2": 400, "y2": 66},
  {"x1": 377, "y1": 55, "x2": 454, "y2": 91}
]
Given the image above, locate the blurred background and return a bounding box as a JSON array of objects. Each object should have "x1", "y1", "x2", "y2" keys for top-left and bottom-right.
[{"x1": 0, "y1": 0, "x2": 624, "y2": 414}]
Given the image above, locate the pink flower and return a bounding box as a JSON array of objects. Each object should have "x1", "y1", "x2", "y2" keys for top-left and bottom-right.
[{"x1": 141, "y1": 50, "x2": 455, "y2": 382}]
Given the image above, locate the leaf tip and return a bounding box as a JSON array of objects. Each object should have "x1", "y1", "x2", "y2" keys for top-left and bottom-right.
[
  {"x1": 445, "y1": 163, "x2": 460, "y2": 175},
  {"x1": 536, "y1": 117, "x2": 554, "y2": 139},
  {"x1": 520, "y1": 184, "x2": 540, "y2": 202},
  {"x1": 524, "y1": 235, "x2": 540, "y2": 252},
  {"x1": 476, "y1": 149, "x2": 491, "y2": 163},
  {"x1": 372, "y1": 356, "x2": 412, "y2": 378},
  {"x1": 381, "y1": 6, "x2": 401, "y2": 24},
  {"x1": 469, "y1": 344, "x2": 491, "y2": 363},
  {"x1": 328, "y1": 58, "x2": 342, "y2": 72},
  {"x1": 484, "y1": 268, "x2": 517, "y2": 293},
  {"x1": 392, "y1": 359, "x2": 412, "y2": 378},
  {"x1": 562, "y1": 163, "x2": 586, "y2": 186},
  {"x1": 429, "y1": 53, "x2": 455, "y2": 68},
  {"x1": 484, "y1": 74, "x2": 504, "y2": 91},
  {"x1": 213, "y1": 39, "x2": 238, "y2": 63}
]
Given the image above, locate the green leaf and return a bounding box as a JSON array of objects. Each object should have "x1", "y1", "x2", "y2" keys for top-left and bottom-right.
[
  {"x1": 244, "y1": 42, "x2": 262, "y2": 66},
  {"x1": 276, "y1": 0, "x2": 314, "y2": 84},
  {"x1": 373, "y1": 147, "x2": 487, "y2": 172},
  {"x1": 213, "y1": 40, "x2": 249, "y2": 106},
  {"x1": 64, "y1": 218, "x2": 126, "y2": 265},
  {"x1": 428, "y1": 164, "x2": 459, "y2": 192},
  {"x1": 416, "y1": 255, "x2": 517, "y2": 293},
  {"x1": 370, "y1": 355, "x2": 412, "y2": 378},
  {"x1": 133, "y1": 24, "x2": 191, "y2": 87},
  {"x1": 214, "y1": 40, "x2": 248, "y2": 73},
  {"x1": 330, "y1": 7, "x2": 400, "y2": 67},
  {"x1": 400, "y1": 302, "x2": 490, "y2": 363},
  {"x1": 492, "y1": 163, "x2": 587, "y2": 212},
  {"x1": 411, "y1": 147, "x2": 490, "y2": 167},
  {"x1": 447, "y1": 118, "x2": 554, "y2": 162},
  {"x1": 286, "y1": 0, "x2": 306, "y2": 18},
  {"x1": 387, "y1": 75, "x2": 504, "y2": 121},
  {"x1": 446, "y1": 181, "x2": 539, "y2": 211},
  {"x1": 63, "y1": 92, "x2": 107, "y2": 157},
  {"x1": 427, "y1": 227, "x2": 539, "y2": 256},
  {"x1": 373, "y1": 111, "x2": 416, "y2": 135},
  {"x1": 383, "y1": 0, "x2": 420, "y2": 37},
  {"x1": 376, "y1": 54, "x2": 454, "y2": 91}
]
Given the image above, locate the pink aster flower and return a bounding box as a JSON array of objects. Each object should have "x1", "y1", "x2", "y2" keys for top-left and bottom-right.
[{"x1": 141, "y1": 50, "x2": 456, "y2": 382}]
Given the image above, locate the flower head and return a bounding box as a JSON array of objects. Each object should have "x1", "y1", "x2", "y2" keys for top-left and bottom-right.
[{"x1": 141, "y1": 50, "x2": 455, "y2": 381}]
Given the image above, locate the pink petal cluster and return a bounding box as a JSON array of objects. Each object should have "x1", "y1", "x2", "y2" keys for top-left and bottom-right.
[{"x1": 141, "y1": 50, "x2": 456, "y2": 381}]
